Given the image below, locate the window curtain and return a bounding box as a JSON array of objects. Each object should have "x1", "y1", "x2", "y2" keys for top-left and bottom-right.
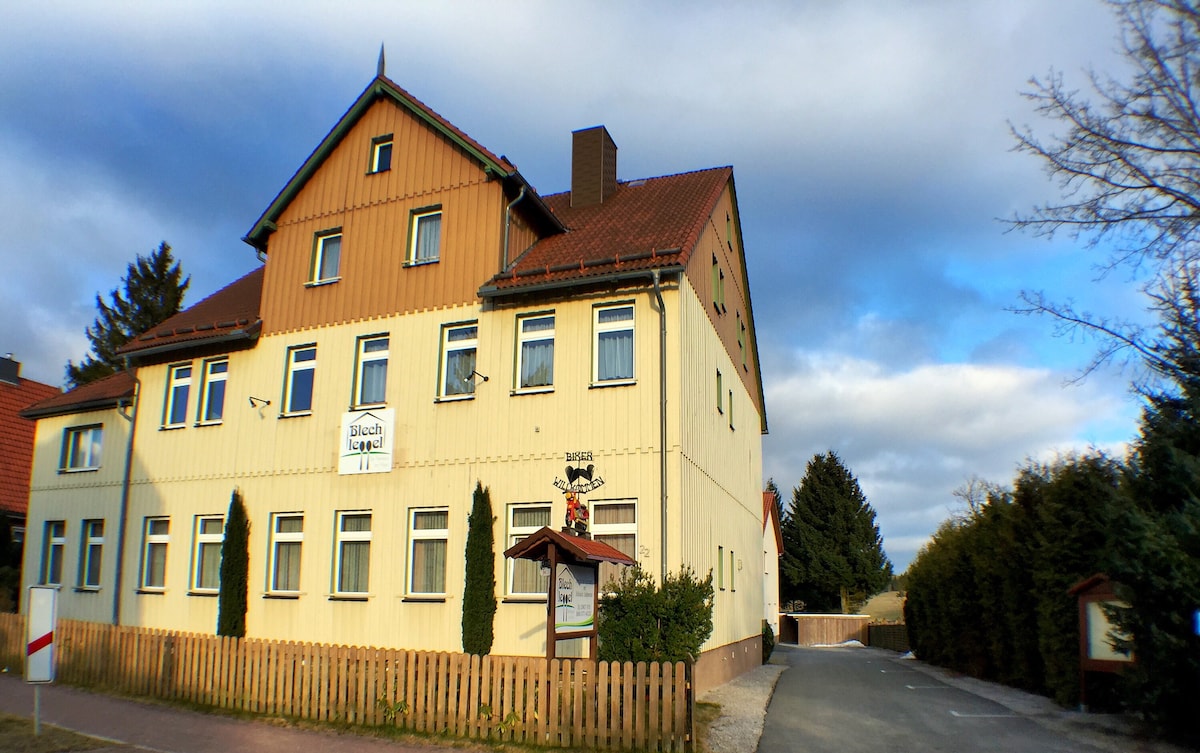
[
  {"x1": 597, "y1": 330, "x2": 633, "y2": 380},
  {"x1": 416, "y1": 215, "x2": 441, "y2": 261},
  {"x1": 521, "y1": 338, "x2": 554, "y2": 387},
  {"x1": 360, "y1": 360, "x2": 387, "y2": 404},
  {"x1": 444, "y1": 348, "x2": 476, "y2": 395},
  {"x1": 274, "y1": 542, "x2": 301, "y2": 591},
  {"x1": 339, "y1": 541, "x2": 369, "y2": 592},
  {"x1": 198, "y1": 542, "x2": 221, "y2": 589},
  {"x1": 146, "y1": 543, "x2": 166, "y2": 587},
  {"x1": 412, "y1": 540, "x2": 446, "y2": 592}
]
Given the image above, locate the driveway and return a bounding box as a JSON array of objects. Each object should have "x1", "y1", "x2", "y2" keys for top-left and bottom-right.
[{"x1": 759, "y1": 645, "x2": 1146, "y2": 753}]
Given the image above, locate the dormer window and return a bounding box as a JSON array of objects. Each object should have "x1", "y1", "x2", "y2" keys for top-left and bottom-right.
[{"x1": 370, "y1": 135, "x2": 393, "y2": 173}]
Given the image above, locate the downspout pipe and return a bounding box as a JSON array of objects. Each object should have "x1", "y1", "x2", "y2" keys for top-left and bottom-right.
[
  {"x1": 502, "y1": 185, "x2": 527, "y2": 271},
  {"x1": 653, "y1": 270, "x2": 668, "y2": 583},
  {"x1": 112, "y1": 359, "x2": 140, "y2": 626}
]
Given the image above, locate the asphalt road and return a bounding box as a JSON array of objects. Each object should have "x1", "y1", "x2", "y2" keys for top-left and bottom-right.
[{"x1": 759, "y1": 646, "x2": 1110, "y2": 753}]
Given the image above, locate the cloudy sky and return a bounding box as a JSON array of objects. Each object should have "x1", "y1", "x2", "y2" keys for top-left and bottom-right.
[{"x1": 2, "y1": 1, "x2": 1147, "y2": 570}]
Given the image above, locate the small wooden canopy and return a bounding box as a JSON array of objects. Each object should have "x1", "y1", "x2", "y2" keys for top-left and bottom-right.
[{"x1": 503, "y1": 526, "x2": 635, "y2": 566}]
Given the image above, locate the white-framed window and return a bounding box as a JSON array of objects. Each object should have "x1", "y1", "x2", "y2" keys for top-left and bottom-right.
[
  {"x1": 370, "y1": 135, "x2": 393, "y2": 173},
  {"x1": 716, "y1": 370, "x2": 724, "y2": 414},
  {"x1": 516, "y1": 314, "x2": 555, "y2": 390},
  {"x1": 140, "y1": 517, "x2": 169, "y2": 591},
  {"x1": 507, "y1": 504, "x2": 551, "y2": 596},
  {"x1": 198, "y1": 358, "x2": 228, "y2": 424},
  {"x1": 730, "y1": 549, "x2": 736, "y2": 592},
  {"x1": 408, "y1": 508, "x2": 448, "y2": 596},
  {"x1": 164, "y1": 364, "x2": 192, "y2": 427},
  {"x1": 408, "y1": 209, "x2": 442, "y2": 264},
  {"x1": 78, "y1": 519, "x2": 104, "y2": 588},
  {"x1": 711, "y1": 255, "x2": 726, "y2": 311},
  {"x1": 593, "y1": 499, "x2": 637, "y2": 586},
  {"x1": 334, "y1": 511, "x2": 371, "y2": 596},
  {"x1": 311, "y1": 230, "x2": 342, "y2": 284},
  {"x1": 354, "y1": 335, "x2": 389, "y2": 407},
  {"x1": 60, "y1": 424, "x2": 102, "y2": 471},
  {"x1": 42, "y1": 520, "x2": 65, "y2": 586},
  {"x1": 593, "y1": 304, "x2": 634, "y2": 383},
  {"x1": 284, "y1": 345, "x2": 316, "y2": 414},
  {"x1": 718, "y1": 545, "x2": 725, "y2": 590},
  {"x1": 269, "y1": 513, "x2": 304, "y2": 594},
  {"x1": 191, "y1": 515, "x2": 224, "y2": 593},
  {"x1": 439, "y1": 323, "x2": 478, "y2": 399}
]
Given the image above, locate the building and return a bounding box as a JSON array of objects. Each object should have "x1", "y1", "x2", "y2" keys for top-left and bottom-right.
[
  {"x1": 0, "y1": 356, "x2": 59, "y2": 550},
  {"x1": 21, "y1": 71, "x2": 768, "y2": 690},
  {"x1": 762, "y1": 490, "x2": 783, "y2": 638}
]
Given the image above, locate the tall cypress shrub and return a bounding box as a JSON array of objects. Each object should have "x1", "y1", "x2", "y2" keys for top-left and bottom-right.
[
  {"x1": 462, "y1": 481, "x2": 497, "y2": 655},
  {"x1": 217, "y1": 489, "x2": 250, "y2": 637}
]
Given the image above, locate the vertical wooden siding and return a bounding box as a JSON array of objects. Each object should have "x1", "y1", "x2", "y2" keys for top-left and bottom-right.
[
  {"x1": 0, "y1": 614, "x2": 692, "y2": 751},
  {"x1": 261, "y1": 100, "x2": 510, "y2": 335}
]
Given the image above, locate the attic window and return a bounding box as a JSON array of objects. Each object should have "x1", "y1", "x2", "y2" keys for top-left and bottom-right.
[
  {"x1": 626, "y1": 179, "x2": 647, "y2": 187},
  {"x1": 370, "y1": 135, "x2": 393, "y2": 173}
]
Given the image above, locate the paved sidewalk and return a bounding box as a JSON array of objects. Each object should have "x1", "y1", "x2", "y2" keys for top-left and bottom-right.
[{"x1": 0, "y1": 674, "x2": 439, "y2": 752}]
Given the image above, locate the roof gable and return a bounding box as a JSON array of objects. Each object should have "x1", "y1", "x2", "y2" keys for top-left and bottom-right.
[{"x1": 244, "y1": 76, "x2": 521, "y2": 251}]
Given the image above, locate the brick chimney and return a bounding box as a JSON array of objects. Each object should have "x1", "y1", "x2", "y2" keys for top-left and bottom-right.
[
  {"x1": 571, "y1": 126, "x2": 618, "y2": 207},
  {"x1": 0, "y1": 354, "x2": 19, "y2": 385}
]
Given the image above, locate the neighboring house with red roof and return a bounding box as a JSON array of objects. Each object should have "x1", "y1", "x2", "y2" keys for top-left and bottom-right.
[
  {"x1": 763, "y1": 490, "x2": 784, "y2": 637},
  {"x1": 0, "y1": 356, "x2": 59, "y2": 548},
  {"x1": 21, "y1": 71, "x2": 767, "y2": 692}
]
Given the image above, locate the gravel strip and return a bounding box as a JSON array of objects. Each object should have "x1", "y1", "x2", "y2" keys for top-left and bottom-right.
[{"x1": 698, "y1": 660, "x2": 786, "y2": 753}]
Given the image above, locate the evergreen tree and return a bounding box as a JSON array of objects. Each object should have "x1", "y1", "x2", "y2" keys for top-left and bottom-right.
[
  {"x1": 781, "y1": 452, "x2": 893, "y2": 613},
  {"x1": 461, "y1": 481, "x2": 497, "y2": 655},
  {"x1": 765, "y1": 477, "x2": 783, "y2": 519},
  {"x1": 1107, "y1": 381, "x2": 1200, "y2": 743},
  {"x1": 66, "y1": 241, "x2": 190, "y2": 387},
  {"x1": 217, "y1": 489, "x2": 249, "y2": 638}
]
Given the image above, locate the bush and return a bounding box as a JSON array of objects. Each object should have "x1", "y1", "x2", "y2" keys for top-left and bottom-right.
[
  {"x1": 762, "y1": 620, "x2": 775, "y2": 664},
  {"x1": 598, "y1": 565, "x2": 714, "y2": 663}
]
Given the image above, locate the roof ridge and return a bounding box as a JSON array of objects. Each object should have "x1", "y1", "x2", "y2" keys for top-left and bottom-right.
[{"x1": 540, "y1": 165, "x2": 733, "y2": 201}]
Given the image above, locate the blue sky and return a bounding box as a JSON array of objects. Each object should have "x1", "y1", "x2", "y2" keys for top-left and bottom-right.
[{"x1": 1, "y1": 1, "x2": 1148, "y2": 571}]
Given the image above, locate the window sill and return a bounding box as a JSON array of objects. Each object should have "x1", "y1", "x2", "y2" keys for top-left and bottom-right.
[
  {"x1": 402, "y1": 596, "x2": 446, "y2": 603},
  {"x1": 73, "y1": 586, "x2": 101, "y2": 594},
  {"x1": 366, "y1": 168, "x2": 391, "y2": 175},
  {"x1": 38, "y1": 584, "x2": 62, "y2": 591},
  {"x1": 402, "y1": 259, "x2": 438, "y2": 268},
  {"x1": 194, "y1": 421, "x2": 224, "y2": 428},
  {"x1": 328, "y1": 593, "x2": 371, "y2": 601},
  {"x1": 351, "y1": 403, "x2": 387, "y2": 412},
  {"x1": 434, "y1": 394, "x2": 475, "y2": 404},
  {"x1": 278, "y1": 411, "x2": 312, "y2": 420},
  {"x1": 159, "y1": 424, "x2": 186, "y2": 431},
  {"x1": 187, "y1": 590, "x2": 219, "y2": 598},
  {"x1": 503, "y1": 597, "x2": 548, "y2": 604},
  {"x1": 512, "y1": 387, "x2": 554, "y2": 396},
  {"x1": 136, "y1": 588, "x2": 166, "y2": 595},
  {"x1": 589, "y1": 379, "x2": 636, "y2": 389},
  {"x1": 58, "y1": 467, "x2": 100, "y2": 474},
  {"x1": 305, "y1": 277, "x2": 341, "y2": 288},
  {"x1": 263, "y1": 592, "x2": 301, "y2": 600}
]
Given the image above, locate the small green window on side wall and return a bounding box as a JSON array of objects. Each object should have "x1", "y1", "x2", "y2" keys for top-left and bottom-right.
[{"x1": 371, "y1": 135, "x2": 393, "y2": 173}]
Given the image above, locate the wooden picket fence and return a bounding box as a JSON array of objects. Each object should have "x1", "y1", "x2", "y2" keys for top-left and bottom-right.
[{"x1": 0, "y1": 613, "x2": 691, "y2": 751}]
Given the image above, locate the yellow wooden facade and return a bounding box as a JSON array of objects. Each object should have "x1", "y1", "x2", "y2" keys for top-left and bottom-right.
[{"x1": 22, "y1": 73, "x2": 767, "y2": 686}]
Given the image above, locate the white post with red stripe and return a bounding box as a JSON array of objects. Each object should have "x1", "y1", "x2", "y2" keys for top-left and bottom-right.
[{"x1": 26, "y1": 586, "x2": 56, "y2": 736}]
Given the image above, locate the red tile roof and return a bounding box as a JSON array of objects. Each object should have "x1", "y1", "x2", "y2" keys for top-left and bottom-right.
[
  {"x1": 0, "y1": 373, "x2": 60, "y2": 515},
  {"x1": 20, "y1": 370, "x2": 135, "y2": 421},
  {"x1": 480, "y1": 167, "x2": 733, "y2": 296},
  {"x1": 764, "y1": 491, "x2": 783, "y2": 552},
  {"x1": 117, "y1": 267, "x2": 264, "y2": 358}
]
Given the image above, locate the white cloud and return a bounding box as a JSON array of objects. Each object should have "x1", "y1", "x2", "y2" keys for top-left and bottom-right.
[{"x1": 762, "y1": 351, "x2": 1136, "y2": 570}]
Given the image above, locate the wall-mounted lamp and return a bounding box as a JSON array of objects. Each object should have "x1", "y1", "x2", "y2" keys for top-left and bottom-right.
[
  {"x1": 538, "y1": 556, "x2": 551, "y2": 577},
  {"x1": 466, "y1": 369, "x2": 489, "y2": 385},
  {"x1": 248, "y1": 396, "x2": 272, "y2": 408}
]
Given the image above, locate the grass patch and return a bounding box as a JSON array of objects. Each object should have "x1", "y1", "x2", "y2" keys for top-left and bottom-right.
[
  {"x1": 860, "y1": 591, "x2": 904, "y2": 622},
  {"x1": 693, "y1": 701, "x2": 721, "y2": 753},
  {"x1": 0, "y1": 712, "x2": 131, "y2": 752}
]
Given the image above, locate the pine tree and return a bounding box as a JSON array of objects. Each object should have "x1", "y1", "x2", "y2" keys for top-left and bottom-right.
[
  {"x1": 461, "y1": 481, "x2": 497, "y2": 655},
  {"x1": 66, "y1": 241, "x2": 190, "y2": 387},
  {"x1": 781, "y1": 452, "x2": 893, "y2": 613},
  {"x1": 217, "y1": 489, "x2": 250, "y2": 638}
]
